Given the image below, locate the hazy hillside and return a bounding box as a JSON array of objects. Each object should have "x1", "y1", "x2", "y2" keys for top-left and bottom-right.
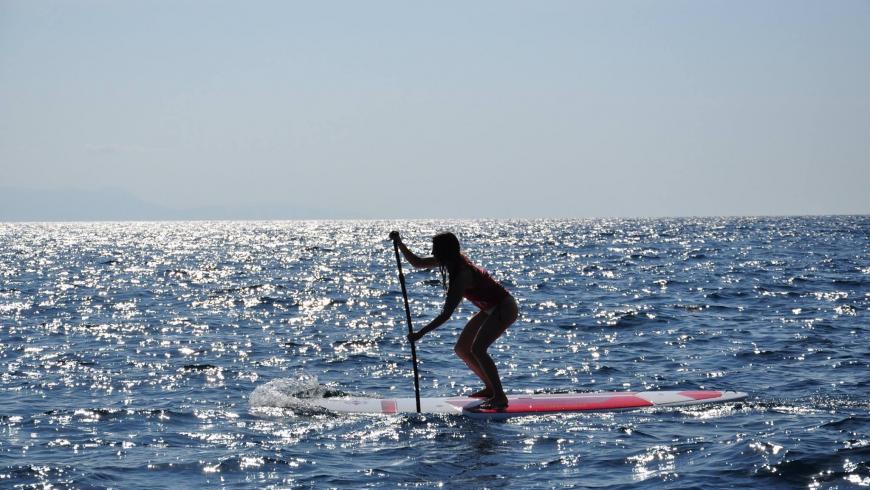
[{"x1": 0, "y1": 187, "x2": 344, "y2": 221}]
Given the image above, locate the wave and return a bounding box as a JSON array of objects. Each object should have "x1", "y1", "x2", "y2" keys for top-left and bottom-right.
[{"x1": 248, "y1": 374, "x2": 347, "y2": 410}]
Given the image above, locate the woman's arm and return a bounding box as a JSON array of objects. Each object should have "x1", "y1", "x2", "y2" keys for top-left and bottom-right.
[
  {"x1": 390, "y1": 232, "x2": 439, "y2": 269},
  {"x1": 409, "y1": 267, "x2": 468, "y2": 341}
]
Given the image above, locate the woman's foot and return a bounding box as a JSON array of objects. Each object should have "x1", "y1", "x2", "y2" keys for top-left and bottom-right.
[
  {"x1": 475, "y1": 397, "x2": 509, "y2": 411},
  {"x1": 468, "y1": 388, "x2": 493, "y2": 398}
]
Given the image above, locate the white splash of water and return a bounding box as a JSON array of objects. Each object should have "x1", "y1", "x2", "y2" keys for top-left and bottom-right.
[{"x1": 249, "y1": 373, "x2": 327, "y2": 408}]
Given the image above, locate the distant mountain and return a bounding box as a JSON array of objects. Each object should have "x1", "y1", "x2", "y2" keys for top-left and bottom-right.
[
  {"x1": 0, "y1": 186, "x2": 348, "y2": 221},
  {"x1": 0, "y1": 187, "x2": 180, "y2": 221}
]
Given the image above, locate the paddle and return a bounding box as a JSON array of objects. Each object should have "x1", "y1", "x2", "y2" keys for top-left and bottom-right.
[{"x1": 392, "y1": 236, "x2": 422, "y2": 413}]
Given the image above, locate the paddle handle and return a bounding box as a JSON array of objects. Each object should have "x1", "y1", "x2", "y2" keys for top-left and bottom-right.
[{"x1": 393, "y1": 240, "x2": 421, "y2": 413}]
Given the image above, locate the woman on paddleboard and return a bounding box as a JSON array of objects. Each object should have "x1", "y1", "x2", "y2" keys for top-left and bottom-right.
[{"x1": 389, "y1": 231, "x2": 518, "y2": 410}]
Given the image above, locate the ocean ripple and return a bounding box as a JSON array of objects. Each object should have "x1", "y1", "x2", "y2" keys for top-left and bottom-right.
[{"x1": 0, "y1": 217, "x2": 867, "y2": 488}]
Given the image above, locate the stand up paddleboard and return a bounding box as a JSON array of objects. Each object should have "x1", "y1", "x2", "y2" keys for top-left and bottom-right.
[
  {"x1": 379, "y1": 239, "x2": 747, "y2": 419},
  {"x1": 309, "y1": 390, "x2": 746, "y2": 419}
]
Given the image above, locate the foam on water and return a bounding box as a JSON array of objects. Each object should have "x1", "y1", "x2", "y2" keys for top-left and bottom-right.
[{"x1": 249, "y1": 373, "x2": 328, "y2": 408}]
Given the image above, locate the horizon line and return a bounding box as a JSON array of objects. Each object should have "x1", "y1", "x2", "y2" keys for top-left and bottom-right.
[{"x1": 2, "y1": 213, "x2": 867, "y2": 225}]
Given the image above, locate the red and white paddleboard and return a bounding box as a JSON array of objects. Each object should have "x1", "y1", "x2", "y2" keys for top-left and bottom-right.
[{"x1": 309, "y1": 390, "x2": 747, "y2": 418}]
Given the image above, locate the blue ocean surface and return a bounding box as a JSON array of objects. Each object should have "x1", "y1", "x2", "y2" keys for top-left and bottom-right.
[{"x1": 0, "y1": 218, "x2": 867, "y2": 489}]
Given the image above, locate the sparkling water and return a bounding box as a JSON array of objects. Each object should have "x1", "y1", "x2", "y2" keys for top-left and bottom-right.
[{"x1": 1, "y1": 218, "x2": 867, "y2": 488}]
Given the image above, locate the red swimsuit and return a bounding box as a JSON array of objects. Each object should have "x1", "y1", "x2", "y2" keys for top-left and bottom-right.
[{"x1": 461, "y1": 256, "x2": 509, "y2": 311}]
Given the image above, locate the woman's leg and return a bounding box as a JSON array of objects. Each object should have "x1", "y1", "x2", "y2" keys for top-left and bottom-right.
[
  {"x1": 454, "y1": 311, "x2": 491, "y2": 394},
  {"x1": 471, "y1": 297, "x2": 518, "y2": 405}
]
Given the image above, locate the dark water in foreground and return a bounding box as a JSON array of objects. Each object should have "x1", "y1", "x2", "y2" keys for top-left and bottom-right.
[{"x1": 0, "y1": 217, "x2": 867, "y2": 489}]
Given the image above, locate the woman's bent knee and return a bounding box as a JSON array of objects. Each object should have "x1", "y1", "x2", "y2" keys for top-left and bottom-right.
[
  {"x1": 470, "y1": 341, "x2": 489, "y2": 359},
  {"x1": 454, "y1": 342, "x2": 472, "y2": 359}
]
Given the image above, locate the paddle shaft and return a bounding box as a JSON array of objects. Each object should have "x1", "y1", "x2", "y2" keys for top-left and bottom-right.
[{"x1": 392, "y1": 240, "x2": 421, "y2": 413}]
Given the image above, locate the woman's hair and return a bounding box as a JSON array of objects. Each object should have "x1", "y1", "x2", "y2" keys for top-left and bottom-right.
[{"x1": 432, "y1": 232, "x2": 461, "y2": 290}]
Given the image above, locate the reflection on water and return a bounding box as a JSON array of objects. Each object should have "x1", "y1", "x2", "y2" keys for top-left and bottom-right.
[{"x1": 0, "y1": 218, "x2": 867, "y2": 488}]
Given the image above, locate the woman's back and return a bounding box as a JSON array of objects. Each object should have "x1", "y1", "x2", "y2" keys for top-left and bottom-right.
[{"x1": 460, "y1": 255, "x2": 508, "y2": 311}]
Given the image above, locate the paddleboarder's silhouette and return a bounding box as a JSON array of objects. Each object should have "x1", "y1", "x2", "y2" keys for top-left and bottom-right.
[{"x1": 390, "y1": 231, "x2": 517, "y2": 410}]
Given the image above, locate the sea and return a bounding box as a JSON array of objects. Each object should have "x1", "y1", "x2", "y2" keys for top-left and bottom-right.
[{"x1": 0, "y1": 217, "x2": 867, "y2": 489}]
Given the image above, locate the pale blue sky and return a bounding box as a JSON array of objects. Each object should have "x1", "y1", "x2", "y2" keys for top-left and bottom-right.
[{"x1": 1, "y1": 1, "x2": 868, "y2": 219}]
